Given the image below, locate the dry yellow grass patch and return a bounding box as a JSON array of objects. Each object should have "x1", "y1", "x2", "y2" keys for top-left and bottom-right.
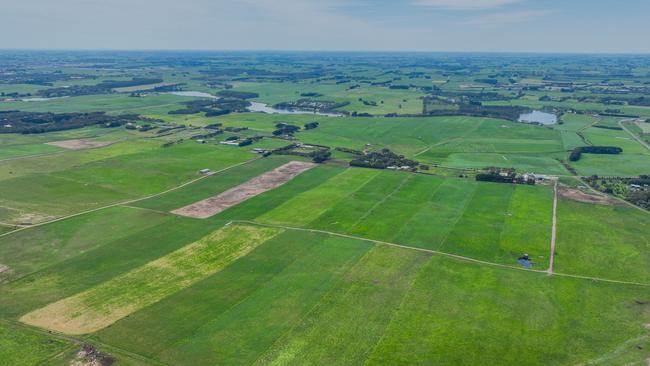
[
  {"x1": 20, "y1": 224, "x2": 282, "y2": 335},
  {"x1": 45, "y1": 139, "x2": 114, "y2": 150}
]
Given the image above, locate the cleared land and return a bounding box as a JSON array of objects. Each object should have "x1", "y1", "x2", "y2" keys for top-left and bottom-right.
[
  {"x1": 20, "y1": 224, "x2": 282, "y2": 334},
  {"x1": 45, "y1": 138, "x2": 114, "y2": 150},
  {"x1": 557, "y1": 186, "x2": 621, "y2": 205},
  {"x1": 172, "y1": 161, "x2": 316, "y2": 218}
]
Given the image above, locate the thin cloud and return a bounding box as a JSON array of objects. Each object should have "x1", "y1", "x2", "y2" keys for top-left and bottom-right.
[
  {"x1": 459, "y1": 10, "x2": 551, "y2": 25},
  {"x1": 413, "y1": 0, "x2": 521, "y2": 10}
]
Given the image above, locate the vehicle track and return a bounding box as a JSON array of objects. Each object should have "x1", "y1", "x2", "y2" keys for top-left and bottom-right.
[
  {"x1": 0, "y1": 158, "x2": 261, "y2": 239},
  {"x1": 548, "y1": 179, "x2": 558, "y2": 274},
  {"x1": 231, "y1": 220, "x2": 650, "y2": 288},
  {"x1": 619, "y1": 119, "x2": 650, "y2": 151}
]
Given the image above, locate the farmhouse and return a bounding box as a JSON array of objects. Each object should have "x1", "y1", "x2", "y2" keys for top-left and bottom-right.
[{"x1": 198, "y1": 169, "x2": 211, "y2": 175}]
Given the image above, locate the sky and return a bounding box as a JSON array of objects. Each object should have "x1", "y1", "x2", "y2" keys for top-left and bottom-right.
[{"x1": 0, "y1": 0, "x2": 648, "y2": 53}]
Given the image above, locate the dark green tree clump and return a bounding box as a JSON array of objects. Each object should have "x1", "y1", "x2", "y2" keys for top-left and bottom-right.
[
  {"x1": 304, "y1": 122, "x2": 319, "y2": 130},
  {"x1": 0, "y1": 111, "x2": 140, "y2": 134},
  {"x1": 273, "y1": 123, "x2": 301, "y2": 136},
  {"x1": 569, "y1": 146, "x2": 623, "y2": 161},
  {"x1": 350, "y1": 149, "x2": 418, "y2": 170},
  {"x1": 475, "y1": 168, "x2": 535, "y2": 185}
]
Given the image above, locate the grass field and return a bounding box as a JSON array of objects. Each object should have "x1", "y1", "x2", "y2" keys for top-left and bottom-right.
[
  {"x1": 213, "y1": 113, "x2": 573, "y2": 174},
  {"x1": 555, "y1": 199, "x2": 650, "y2": 283},
  {"x1": 0, "y1": 138, "x2": 255, "y2": 224},
  {"x1": 0, "y1": 322, "x2": 72, "y2": 366},
  {"x1": 3, "y1": 52, "x2": 650, "y2": 365},
  {"x1": 21, "y1": 224, "x2": 282, "y2": 334},
  {"x1": 257, "y1": 168, "x2": 553, "y2": 268}
]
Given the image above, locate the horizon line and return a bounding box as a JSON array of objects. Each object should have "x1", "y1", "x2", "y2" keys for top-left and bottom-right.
[{"x1": 1, "y1": 48, "x2": 650, "y2": 56}]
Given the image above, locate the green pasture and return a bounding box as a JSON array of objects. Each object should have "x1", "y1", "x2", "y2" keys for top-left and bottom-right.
[
  {"x1": 0, "y1": 208, "x2": 221, "y2": 318},
  {"x1": 555, "y1": 199, "x2": 650, "y2": 283},
  {"x1": 258, "y1": 168, "x2": 553, "y2": 267},
  {"x1": 0, "y1": 322, "x2": 71, "y2": 366},
  {"x1": 0, "y1": 140, "x2": 255, "y2": 224}
]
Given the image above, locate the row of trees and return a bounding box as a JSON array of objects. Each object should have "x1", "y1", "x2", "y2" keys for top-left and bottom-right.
[
  {"x1": 475, "y1": 168, "x2": 535, "y2": 185},
  {"x1": 569, "y1": 146, "x2": 623, "y2": 161},
  {"x1": 0, "y1": 111, "x2": 141, "y2": 134}
]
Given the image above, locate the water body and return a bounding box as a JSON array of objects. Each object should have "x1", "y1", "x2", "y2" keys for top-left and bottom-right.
[
  {"x1": 517, "y1": 258, "x2": 533, "y2": 269},
  {"x1": 247, "y1": 101, "x2": 342, "y2": 117},
  {"x1": 168, "y1": 91, "x2": 219, "y2": 99},
  {"x1": 518, "y1": 110, "x2": 558, "y2": 125},
  {"x1": 168, "y1": 91, "x2": 341, "y2": 117},
  {"x1": 16, "y1": 96, "x2": 69, "y2": 102}
]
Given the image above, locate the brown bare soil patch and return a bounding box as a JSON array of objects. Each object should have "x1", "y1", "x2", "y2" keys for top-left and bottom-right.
[
  {"x1": 70, "y1": 345, "x2": 114, "y2": 366},
  {"x1": 558, "y1": 186, "x2": 620, "y2": 206},
  {"x1": 172, "y1": 161, "x2": 316, "y2": 219},
  {"x1": 46, "y1": 139, "x2": 114, "y2": 150}
]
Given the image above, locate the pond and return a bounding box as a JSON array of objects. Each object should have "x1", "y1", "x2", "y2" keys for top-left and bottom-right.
[
  {"x1": 168, "y1": 91, "x2": 218, "y2": 99},
  {"x1": 518, "y1": 110, "x2": 558, "y2": 125},
  {"x1": 10, "y1": 96, "x2": 69, "y2": 102}
]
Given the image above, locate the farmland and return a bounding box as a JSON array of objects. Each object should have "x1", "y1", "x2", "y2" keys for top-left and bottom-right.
[{"x1": 1, "y1": 51, "x2": 650, "y2": 365}]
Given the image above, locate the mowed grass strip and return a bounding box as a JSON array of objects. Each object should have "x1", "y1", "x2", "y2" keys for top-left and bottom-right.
[
  {"x1": 346, "y1": 174, "x2": 441, "y2": 240},
  {"x1": 154, "y1": 234, "x2": 371, "y2": 366},
  {"x1": 20, "y1": 224, "x2": 282, "y2": 334},
  {"x1": 253, "y1": 245, "x2": 430, "y2": 366},
  {"x1": 0, "y1": 214, "x2": 219, "y2": 319},
  {"x1": 309, "y1": 170, "x2": 412, "y2": 234},
  {"x1": 257, "y1": 167, "x2": 380, "y2": 226},
  {"x1": 393, "y1": 178, "x2": 477, "y2": 249},
  {"x1": 94, "y1": 230, "x2": 327, "y2": 359},
  {"x1": 439, "y1": 182, "x2": 516, "y2": 261}
]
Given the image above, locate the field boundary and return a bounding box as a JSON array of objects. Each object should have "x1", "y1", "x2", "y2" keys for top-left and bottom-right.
[
  {"x1": 619, "y1": 119, "x2": 650, "y2": 151},
  {"x1": 0, "y1": 157, "x2": 262, "y2": 239},
  {"x1": 171, "y1": 161, "x2": 316, "y2": 219},
  {"x1": 0, "y1": 318, "x2": 169, "y2": 366},
  {"x1": 548, "y1": 179, "x2": 558, "y2": 274},
  {"x1": 232, "y1": 220, "x2": 650, "y2": 288}
]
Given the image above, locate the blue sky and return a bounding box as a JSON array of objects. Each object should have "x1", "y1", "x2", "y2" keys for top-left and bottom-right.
[{"x1": 1, "y1": 0, "x2": 648, "y2": 53}]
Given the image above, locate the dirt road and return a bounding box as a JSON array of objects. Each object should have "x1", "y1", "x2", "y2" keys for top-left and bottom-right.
[
  {"x1": 548, "y1": 180, "x2": 558, "y2": 274},
  {"x1": 619, "y1": 119, "x2": 650, "y2": 151}
]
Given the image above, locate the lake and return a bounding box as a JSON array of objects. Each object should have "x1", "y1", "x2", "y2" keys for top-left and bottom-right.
[
  {"x1": 168, "y1": 91, "x2": 341, "y2": 117},
  {"x1": 168, "y1": 91, "x2": 219, "y2": 99},
  {"x1": 247, "y1": 101, "x2": 342, "y2": 117},
  {"x1": 518, "y1": 110, "x2": 558, "y2": 125}
]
